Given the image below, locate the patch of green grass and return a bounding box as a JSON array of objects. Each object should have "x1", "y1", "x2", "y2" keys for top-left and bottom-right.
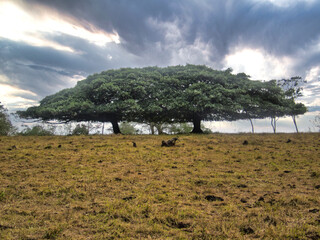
[{"x1": 0, "y1": 190, "x2": 5, "y2": 202}]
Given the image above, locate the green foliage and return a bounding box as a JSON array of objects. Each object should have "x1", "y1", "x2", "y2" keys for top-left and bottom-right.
[
  {"x1": 72, "y1": 124, "x2": 89, "y2": 135},
  {"x1": 277, "y1": 76, "x2": 306, "y2": 100},
  {"x1": 17, "y1": 65, "x2": 307, "y2": 134},
  {"x1": 119, "y1": 122, "x2": 138, "y2": 135},
  {"x1": 0, "y1": 191, "x2": 5, "y2": 202},
  {"x1": 277, "y1": 77, "x2": 307, "y2": 132},
  {"x1": 0, "y1": 102, "x2": 15, "y2": 136},
  {"x1": 19, "y1": 125, "x2": 55, "y2": 136}
]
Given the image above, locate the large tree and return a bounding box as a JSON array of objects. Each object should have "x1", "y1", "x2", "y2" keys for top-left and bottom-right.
[
  {"x1": 18, "y1": 65, "x2": 305, "y2": 134},
  {"x1": 151, "y1": 65, "x2": 244, "y2": 133}
]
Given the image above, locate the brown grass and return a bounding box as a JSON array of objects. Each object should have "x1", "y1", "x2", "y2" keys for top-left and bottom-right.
[{"x1": 0, "y1": 133, "x2": 319, "y2": 239}]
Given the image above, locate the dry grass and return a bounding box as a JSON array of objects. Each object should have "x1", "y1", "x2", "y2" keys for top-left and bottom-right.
[{"x1": 0, "y1": 133, "x2": 319, "y2": 239}]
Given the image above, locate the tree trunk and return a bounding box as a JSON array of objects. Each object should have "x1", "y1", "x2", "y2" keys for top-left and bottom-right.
[
  {"x1": 155, "y1": 124, "x2": 164, "y2": 135},
  {"x1": 111, "y1": 120, "x2": 121, "y2": 134},
  {"x1": 249, "y1": 118, "x2": 254, "y2": 133},
  {"x1": 191, "y1": 115, "x2": 203, "y2": 133},
  {"x1": 292, "y1": 115, "x2": 299, "y2": 133},
  {"x1": 271, "y1": 117, "x2": 277, "y2": 134},
  {"x1": 101, "y1": 122, "x2": 105, "y2": 135},
  {"x1": 150, "y1": 124, "x2": 155, "y2": 135}
]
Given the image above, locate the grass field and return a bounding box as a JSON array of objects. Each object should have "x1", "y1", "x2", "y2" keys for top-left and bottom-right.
[{"x1": 0, "y1": 133, "x2": 319, "y2": 239}]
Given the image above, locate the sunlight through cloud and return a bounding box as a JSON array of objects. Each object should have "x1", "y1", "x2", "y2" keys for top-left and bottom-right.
[
  {"x1": 253, "y1": 0, "x2": 316, "y2": 7},
  {"x1": 224, "y1": 48, "x2": 292, "y2": 80},
  {"x1": 0, "y1": 1, "x2": 120, "y2": 52},
  {"x1": 0, "y1": 82, "x2": 38, "y2": 109}
]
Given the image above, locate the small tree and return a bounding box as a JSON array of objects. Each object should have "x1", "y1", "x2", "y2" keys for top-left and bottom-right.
[
  {"x1": 314, "y1": 114, "x2": 320, "y2": 132},
  {"x1": 119, "y1": 122, "x2": 137, "y2": 135},
  {"x1": 19, "y1": 125, "x2": 55, "y2": 136},
  {"x1": 0, "y1": 102, "x2": 15, "y2": 136},
  {"x1": 72, "y1": 124, "x2": 89, "y2": 135},
  {"x1": 168, "y1": 123, "x2": 193, "y2": 134},
  {"x1": 255, "y1": 80, "x2": 288, "y2": 133},
  {"x1": 277, "y1": 77, "x2": 307, "y2": 132},
  {"x1": 285, "y1": 101, "x2": 307, "y2": 133}
]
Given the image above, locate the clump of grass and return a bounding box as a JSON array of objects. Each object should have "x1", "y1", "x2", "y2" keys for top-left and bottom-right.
[
  {"x1": 43, "y1": 226, "x2": 63, "y2": 239},
  {"x1": 0, "y1": 191, "x2": 5, "y2": 202}
]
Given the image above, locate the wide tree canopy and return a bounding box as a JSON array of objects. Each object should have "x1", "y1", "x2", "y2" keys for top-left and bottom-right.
[{"x1": 18, "y1": 65, "x2": 306, "y2": 134}]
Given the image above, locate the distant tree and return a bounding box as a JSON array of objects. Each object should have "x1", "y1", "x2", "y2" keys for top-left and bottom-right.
[
  {"x1": 119, "y1": 122, "x2": 138, "y2": 135},
  {"x1": 147, "y1": 123, "x2": 170, "y2": 135},
  {"x1": 230, "y1": 80, "x2": 263, "y2": 133},
  {"x1": 253, "y1": 80, "x2": 288, "y2": 133},
  {"x1": 72, "y1": 124, "x2": 89, "y2": 135},
  {"x1": 313, "y1": 114, "x2": 320, "y2": 132},
  {"x1": 168, "y1": 123, "x2": 193, "y2": 134},
  {"x1": 0, "y1": 102, "x2": 15, "y2": 136},
  {"x1": 277, "y1": 77, "x2": 307, "y2": 132},
  {"x1": 284, "y1": 101, "x2": 307, "y2": 133},
  {"x1": 19, "y1": 125, "x2": 55, "y2": 136},
  {"x1": 148, "y1": 123, "x2": 158, "y2": 135},
  {"x1": 167, "y1": 123, "x2": 212, "y2": 134}
]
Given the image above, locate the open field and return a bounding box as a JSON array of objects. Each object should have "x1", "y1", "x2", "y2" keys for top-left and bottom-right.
[{"x1": 0, "y1": 133, "x2": 319, "y2": 239}]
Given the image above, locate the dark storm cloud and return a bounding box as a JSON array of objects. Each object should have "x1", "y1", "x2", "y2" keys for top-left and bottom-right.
[
  {"x1": 24, "y1": 0, "x2": 177, "y2": 55},
  {"x1": 25, "y1": 0, "x2": 320, "y2": 63},
  {"x1": 1, "y1": 0, "x2": 320, "y2": 111},
  {"x1": 0, "y1": 38, "x2": 138, "y2": 100}
]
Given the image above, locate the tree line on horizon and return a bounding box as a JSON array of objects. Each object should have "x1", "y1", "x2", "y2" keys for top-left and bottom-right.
[{"x1": 15, "y1": 64, "x2": 307, "y2": 134}]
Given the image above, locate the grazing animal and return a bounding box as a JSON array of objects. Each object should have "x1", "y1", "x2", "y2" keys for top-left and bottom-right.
[
  {"x1": 161, "y1": 140, "x2": 169, "y2": 147},
  {"x1": 161, "y1": 137, "x2": 179, "y2": 147},
  {"x1": 132, "y1": 142, "x2": 137, "y2": 147},
  {"x1": 243, "y1": 140, "x2": 248, "y2": 145},
  {"x1": 286, "y1": 139, "x2": 291, "y2": 143}
]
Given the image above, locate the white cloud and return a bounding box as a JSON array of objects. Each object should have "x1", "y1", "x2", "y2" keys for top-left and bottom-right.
[
  {"x1": 305, "y1": 66, "x2": 320, "y2": 82},
  {"x1": 224, "y1": 48, "x2": 292, "y2": 80},
  {"x1": 0, "y1": 1, "x2": 120, "y2": 52},
  {"x1": 0, "y1": 81, "x2": 38, "y2": 109},
  {"x1": 299, "y1": 66, "x2": 320, "y2": 106},
  {"x1": 0, "y1": 71, "x2": 84, "y2": 110},
  {"x1": 252, "y1": 0, "x2": 316, "y2": 7}
]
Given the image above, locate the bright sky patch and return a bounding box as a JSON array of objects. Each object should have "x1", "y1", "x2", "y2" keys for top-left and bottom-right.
[
  {"x1": 0, "y1": 1, "x2": 120, "y2": 52},
  {"x1": 224, "y1": 48, "x2": 291, "y2": 80}
]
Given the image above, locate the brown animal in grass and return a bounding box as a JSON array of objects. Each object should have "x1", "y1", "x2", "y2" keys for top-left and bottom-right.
[{"x1": 161, "y1": 137, "x2": 179, "y2": 147}]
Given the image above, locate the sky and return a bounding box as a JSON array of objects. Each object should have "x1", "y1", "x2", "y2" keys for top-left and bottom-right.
[{"x1": 0, "y1": 0, "x2": 320, "y2": 133}]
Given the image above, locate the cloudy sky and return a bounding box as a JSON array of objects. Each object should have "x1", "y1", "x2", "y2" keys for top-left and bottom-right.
[{"x1": 0, "y1": 0, "x2": 320, "y2": 132}]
